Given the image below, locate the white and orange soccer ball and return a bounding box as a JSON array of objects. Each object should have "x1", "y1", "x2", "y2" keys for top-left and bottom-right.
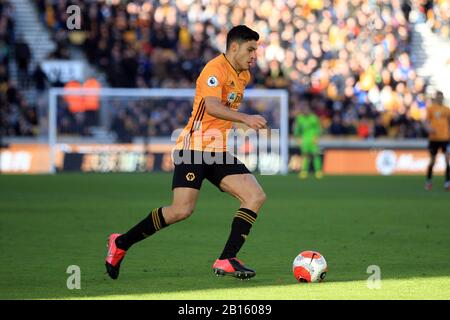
[{"x1": 292, "y1": 250, "x2": 328, "y2": 283}]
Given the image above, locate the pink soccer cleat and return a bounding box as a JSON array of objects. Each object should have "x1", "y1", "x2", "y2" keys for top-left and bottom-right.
[
  {"x1": 105, "y1": 233, "x2": 127, "y2": 280},
  {"x1": 212, "y1": 258, "x2": 256, "y2": 279}
]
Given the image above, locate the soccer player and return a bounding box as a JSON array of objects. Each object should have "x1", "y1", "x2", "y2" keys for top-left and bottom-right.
[
  {"x1": 105, "y1": 25, "x2": 267, "y2": 280},
  {"x1": 294, "y1": 105, "x2": 323, "y2": 179},
  {"x1": 425, "y1": 91, "x2": 450, "y2": 190}
]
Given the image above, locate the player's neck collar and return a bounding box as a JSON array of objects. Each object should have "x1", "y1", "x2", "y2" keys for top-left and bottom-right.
[{"x1": 223, "y1": 53, "x2": 241, "y2": 76}]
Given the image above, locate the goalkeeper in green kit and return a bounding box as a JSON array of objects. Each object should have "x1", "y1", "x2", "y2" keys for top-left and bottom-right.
[{"x1": 294, "y1": 106, "x2": 323, "y2": 179}]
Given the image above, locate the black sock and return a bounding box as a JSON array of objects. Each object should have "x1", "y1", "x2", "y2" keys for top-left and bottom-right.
[
  {"x1": 219, "y1": 208, "x2": 257, "y2": 260},
  {"x1": 427, "y1": 164, "x2": 433, "y2": 181},
  {"x1": 116, "y1": 207, "x2": 168, "y2": 250}
]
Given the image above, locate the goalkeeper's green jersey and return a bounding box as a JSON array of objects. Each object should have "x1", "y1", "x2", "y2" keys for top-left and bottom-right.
[{"x1": 294, "y1": 114, "x2": 321, "y2": 141}]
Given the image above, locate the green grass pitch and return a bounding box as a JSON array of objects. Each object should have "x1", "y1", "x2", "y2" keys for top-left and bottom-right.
[{"x1": 0, "y1": 173, "x2": 449, "y2": 300}]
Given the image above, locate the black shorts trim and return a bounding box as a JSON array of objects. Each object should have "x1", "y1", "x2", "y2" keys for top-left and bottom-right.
[
  {"x1": 428, "y1": 140, "x2": 449, "y2": 155},
  {"x1": 171, "y1": 150, "x2": 251, "y2": 191}
]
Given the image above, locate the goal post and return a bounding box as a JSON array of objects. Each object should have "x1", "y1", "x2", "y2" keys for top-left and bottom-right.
[{"x1": 48, "y1": 87, "x2": 289, "y2": 174}]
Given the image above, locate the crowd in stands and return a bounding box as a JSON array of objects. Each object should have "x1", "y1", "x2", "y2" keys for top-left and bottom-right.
[
  {"x1": 0, "y1": 0, "x2": 40, "y2": 137},
  {"x1": 417, "y1": 0, "x2": 449, "y2": 38},
  {"x1": 3, "y1": 0, "x2": 448, "y2": 141},
  {"x1": 109, "y1": 98, "x2": 192, "y2": 142}
]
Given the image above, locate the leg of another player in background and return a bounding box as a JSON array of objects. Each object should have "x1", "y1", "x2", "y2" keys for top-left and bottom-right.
[
  {"x1": 313, "y1": 152, "x2": 323, "y2": 179},
  {"x1": 298, "y1": 142, "x2": 306, "y2": 179},
  {"x1": 445, "y1": 148, "x2": 450, "y2": 190},
  {"x1": 426, "y1": 152, "x2": 436, "y2": 190},
  {"x1": 312, "y1": 139, "x2": 322, "y2": 179},
  {"x1": 300, "y1": 141, "x2": 310, "y2": 179},
  {"x1": 300, "y1": 154, "x2": 310, "y2": 179}
]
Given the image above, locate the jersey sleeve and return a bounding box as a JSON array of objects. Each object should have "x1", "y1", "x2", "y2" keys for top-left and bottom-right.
[{"x1": 197, "y1": 65, "x2": 226, "y2": 99}]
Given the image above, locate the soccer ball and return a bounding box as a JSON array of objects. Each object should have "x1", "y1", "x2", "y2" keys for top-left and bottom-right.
[{"x1": 292, "y1": 250, "x2": 328, "y2": 283}]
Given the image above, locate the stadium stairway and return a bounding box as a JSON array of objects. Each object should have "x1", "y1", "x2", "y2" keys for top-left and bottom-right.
[
  {"x1": 10, "y1": 0, "x2": 109, "y2": 90},
  {"x1": 410, "y1": 18, "x2": 450, "y2": 103},
  {"x1": 10, "y1": 0, "x2": 109, "y2": 138},
  {"x1": 8, "y1": 0, "x2": 56, "y2": 92}
]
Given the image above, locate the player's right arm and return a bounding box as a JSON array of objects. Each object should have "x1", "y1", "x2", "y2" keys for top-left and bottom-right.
[
  {"x1": 199, "y1": 63, "x2": 266, "y2": 130},
  {"x1": 204, "y1": 96, "x2": 267, "y2": 130}
]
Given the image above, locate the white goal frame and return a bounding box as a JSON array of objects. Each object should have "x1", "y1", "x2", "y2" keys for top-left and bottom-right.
[{"x1": 48, "y1": 88, "x2": 289, "y2": 174}]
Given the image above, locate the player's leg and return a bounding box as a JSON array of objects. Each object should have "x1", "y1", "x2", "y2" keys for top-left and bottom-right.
[
  {"x1": 300, "y1": 154, "x2": 310, "y2": 179},
  {"x1": 105, "y1": 150, "x2": 204, "y2": 279},
  {"x1": 298, "y1": 142, "x2": 306, "y2": 179},
  {"x1": 105, "y1": 187, "x2": 199, "y2": 279},
  {"x1": 426, "y1": 141, "x2": 438, "y2": 190},
  {"x1": 444, "y1": 142, "x2": 449, "y2": 190},
  {"x1": 313, "y1": 154, "x2": 323, "y2": 178},
  {"x1": 300, "y1": 141, "x2": 312, "y2": 179},
  {"x1": 162, "y1": 188, "x2": 200, "y2": 224},
  {"x1": 311, "y1": 141, "x2": 323, "y2": 178},
  {"x1": 115, "y1": 187, "x2": 199, "y2": 250},
  {"x1": 426, "y1": 154, "x2": 436, "y2": 190},
  {"x1": 213, "y1": 172, "x2": 266, "y2": 279}
]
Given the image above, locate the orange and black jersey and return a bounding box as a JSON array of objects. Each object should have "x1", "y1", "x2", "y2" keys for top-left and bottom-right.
[
  {"x1": 175, "y1": 54, "x2": 251, "y2": 152},
  {"x1": 427, "y1": 103, "x2": 450, "y2": 141}
]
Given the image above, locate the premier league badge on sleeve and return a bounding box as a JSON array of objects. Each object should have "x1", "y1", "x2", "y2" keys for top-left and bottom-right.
[{"x1": 207, "y1": 76, "x2": 218, "y2": 87}]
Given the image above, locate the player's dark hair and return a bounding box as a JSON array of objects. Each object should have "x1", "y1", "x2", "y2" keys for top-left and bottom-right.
[{"x1": 226, "y1": 25, "x2": 259, "y2": 51}]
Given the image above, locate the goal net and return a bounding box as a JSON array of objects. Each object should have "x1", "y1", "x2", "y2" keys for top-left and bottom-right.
[{"x1": 48, "y1": 88, "x2": 289, "y2": 175}]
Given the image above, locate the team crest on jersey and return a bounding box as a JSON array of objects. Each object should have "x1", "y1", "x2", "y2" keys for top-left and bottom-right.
[
  {"x1": 227, "y1": 92, "x2": 237, "y2": 103},
  {"x1": 207, "y1": 76, "x2": 218, "y2": 87},
  {"x1": 435, "y1": 111, "x2": 441, "y2": 118}
]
